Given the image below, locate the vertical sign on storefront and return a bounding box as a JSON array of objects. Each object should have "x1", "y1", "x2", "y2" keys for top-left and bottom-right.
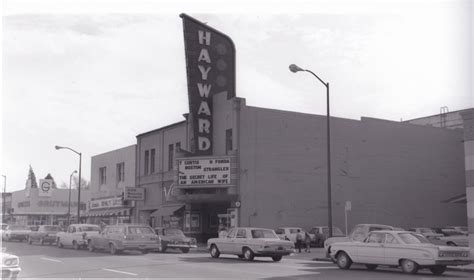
[{"x1": 180, "y1": 13, "x2": 236, "y2": 156}]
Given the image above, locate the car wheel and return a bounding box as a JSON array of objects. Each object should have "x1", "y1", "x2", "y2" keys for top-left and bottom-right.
[
  {"x1": 88, "y1": 241, "x2": 95, "y2": 252},
  {"x1": 243, "y1": 247, "x2": 255, "y2": 261},
  {"x1": 366, "y1": 264, "x2": 377, "y2": 270},
  {"x1": 336, "y1": 252, "x2": 352, "y2": 269},
  {"x1": 401, "y1": 259, "x2": 419, "y2": 274},
  {"x1": 109, "y1": 243, "x2": 118, "y2": 255},
  {"x1": 57, "y1": 238, "x2": 63, "y2": 248},
  {"x1": 181, "y1": 248, "x2": 190, "y2": 253},
  {"x1": 272, "y1": 256, "x2": 282, "y2": 262},
  {"x1": 210, "y1": 245, "x2": 220, "y2": 258},
  {"x1": 28, "y1": 237, "x2": 33, "y2": 245},
  {"x1": 430, "y1": 265, "x2": 447, "y2": 275},
  {"x1": 40, "y1": 238, "x2": 44, "y2": 245},
  {"x1": 73, "y1": 241, "x2": 80, "y2": 250},
  {"x1": 447, "y1": 241, "x2": 457, "y2": 247}
]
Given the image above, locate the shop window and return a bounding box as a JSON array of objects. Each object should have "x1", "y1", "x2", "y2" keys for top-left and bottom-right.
[
  {"x1": 168, "y1": 144, "x2": 174, "y2": 171},
  {"x1": 184, "y1": 212, "x2": 201, "y2": 233},
  {"x1": 144, "y1": 150, "x2": 150, "y2": 175},
  {"x1": 225, "y1": 129, "x2": 233, "y2": 154},
  {"x1": 116, "y1": 162, "x2": 125, "y2": 183},
  {"x1": 150, "y1": 149, "x2": 156, "y2": 173},
  {"x1": 175, "y1": 142, "x2": 181, "y2": 152},
  {"x1": 99, "y1": 167, "x2": 107, "y2": 185}
]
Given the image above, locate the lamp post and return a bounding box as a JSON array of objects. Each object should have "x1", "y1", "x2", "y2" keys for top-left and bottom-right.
[
  {"x1": 67, "y1": 170, "x2": 78, "y2": 226},
  {"x1": 1, "y1": 175, "x2": 6, "y2": 224},
  {"x1": 289, "y1": 64, "x2": 333, "y2": 238},
  {"x1": 55, "y1": 145, "x2": 82, "y2": 224}
]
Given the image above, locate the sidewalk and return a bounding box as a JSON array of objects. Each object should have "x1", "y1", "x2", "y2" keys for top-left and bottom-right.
[{"x1": 195, "y1": 244, "x2": 474, "y2": 272}]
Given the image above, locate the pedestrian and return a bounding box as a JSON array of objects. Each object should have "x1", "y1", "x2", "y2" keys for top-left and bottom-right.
[
  {"x1": 295, "y1": 229, "x2": 304, "y2": 253},
  {"x1": 304, "y1": 232, "x2": 311, "y2": 253}
]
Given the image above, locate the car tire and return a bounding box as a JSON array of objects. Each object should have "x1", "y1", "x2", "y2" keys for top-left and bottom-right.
[
  {"x1": 243, "y1": 247, "x2": 254, "y2": 261},
  {"x1": 88, "y1": 241, "x2": 95, "y2": 252},
  {"x1": 109, "y1": 243, "x2": 118, "y2": 255},
  {"x1": 181, "y1": 248, "x2": 190, "y2": 254},
  {"x1": 73, "y1": 241, "x2": 80, "y2": 250},
  {"x1": 366, "y1": 264, "x2": 377, "y2": 271},
  {"x1": 336, "y1": 252, "x2": 352, "y2": 269},
  {"x1": 430, "y1": 265, "x2": 447, "y2": 275},
  {"x1": 272, "y1": 256, "x2": 282, "y2": 262},
  {"x1": 401, "y1": 259, "x2": 419, "y2": 274},
  {"x1": 210, "y1": 245, "x2": 220, "y2": 258},
  {"x1": 28, "y1": 237, "x2": 33, "y2": 245},
  {"x1": 57, "y1": 238, "x2": 63, "y2": 248}
]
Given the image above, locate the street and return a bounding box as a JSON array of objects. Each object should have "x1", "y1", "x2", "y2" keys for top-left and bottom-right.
[{"x1": 2, "y1": 241, "x2": 472, "y2": 279}]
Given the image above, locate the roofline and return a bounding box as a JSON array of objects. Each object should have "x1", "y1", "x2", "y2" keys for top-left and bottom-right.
[
  {"x1": 404, "y1": 108, "x2": 473, "y2": 122},
  {"x1": 136, "y1": 120, "x2": 186, "y2": 138}
]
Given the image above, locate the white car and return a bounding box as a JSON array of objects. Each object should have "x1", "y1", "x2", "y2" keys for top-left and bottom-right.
[
  {"x1": 2, "y1": 225, "x2": 31, "y2": 242},
  {"x1": 330, "y1": 230, "x2": 471, "y2": 275},
  {"x1": 274, "y1": 227, "x2": 305, "y2": 243},
  {"x1": 407, "y1": 227, "x2": 444, "y2": 239},
  {"x1": 1, "y1": 249, "x2": 21, "y2": 280},
  {"x1": 207, "y1": 227, "x2": 294, "y2": 262},
  {"x1": 56, "y1": 224, "x2": 100, "y2": 249}
]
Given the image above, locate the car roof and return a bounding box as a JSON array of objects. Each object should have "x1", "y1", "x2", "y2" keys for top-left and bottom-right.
[
  {"x1": 70, "y1": 224, "x2": 99, "y2": 227},
  {"x1": 235, "y1": 227, "x2": 275, "y2": 231},
  {"x1": 277, "y1": 227, "x2": 302, "y2": 229},
  {"x1": 370, "y1": 230, "x2": 411, "y2": 234}
]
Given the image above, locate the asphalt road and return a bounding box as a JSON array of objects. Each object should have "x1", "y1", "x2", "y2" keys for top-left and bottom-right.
[{"x1": 2, "y1": 240, "x2": 472, "y2": 279}]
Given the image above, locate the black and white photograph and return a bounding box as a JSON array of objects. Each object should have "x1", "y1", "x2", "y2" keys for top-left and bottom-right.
[{"x1": 1, "y1": 0, "x2": 473, "y2": 279}]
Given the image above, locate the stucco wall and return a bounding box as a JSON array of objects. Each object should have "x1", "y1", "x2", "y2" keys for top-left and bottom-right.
[{"x1": 238, "y1": 106, "x2": 466, "y2": 232}]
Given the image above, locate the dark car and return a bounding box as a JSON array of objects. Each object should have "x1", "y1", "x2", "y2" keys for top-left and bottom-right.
[
  {"x1": 28, "y1": 225, "x2": 62, "y2": 245},
  {"x1": 154, "y1": 227, "x2": 197, "y2": 253}
]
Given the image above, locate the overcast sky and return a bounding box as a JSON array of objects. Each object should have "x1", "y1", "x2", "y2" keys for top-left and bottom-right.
[{"x1": 1, "y1": 0, "x2": 472, "y2": 192}]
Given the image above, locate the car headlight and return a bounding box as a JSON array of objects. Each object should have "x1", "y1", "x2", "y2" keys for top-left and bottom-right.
[{"x1": 4, "y1": 258, "x2": 19, "y2": 266}]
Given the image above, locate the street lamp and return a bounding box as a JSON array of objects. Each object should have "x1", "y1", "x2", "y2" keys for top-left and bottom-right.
[
  {"x1": 289, "y1": 64, "x2": 333, "y2": 238},
  {"x1": 1, "y1": 175, "x2": 6, "y2": 223},
  {"x1": 55, "y1": 145, "x2": 82, "y2": 224},
  {"x1": 67, "y1": 170, "x2": 78, "y2": 226}
]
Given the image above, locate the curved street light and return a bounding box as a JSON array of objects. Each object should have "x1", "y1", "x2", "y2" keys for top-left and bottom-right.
[
  {"x1": 55, "y1": 145, "x2": 82, "y2": 223},
  {"x1": 289, "y1": 64, "x2": 333, "y2": 238}
]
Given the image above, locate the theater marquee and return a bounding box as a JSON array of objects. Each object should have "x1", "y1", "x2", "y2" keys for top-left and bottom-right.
[
  {"x1": 180, "y1": 13, "x2": 236, "y2": 156},
  {"x1": 178, "y1": 158, "x2": 231, "y2": 186}
]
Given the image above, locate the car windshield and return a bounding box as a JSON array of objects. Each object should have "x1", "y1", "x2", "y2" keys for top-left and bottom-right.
[
  {"x1": 251, "y1": 229, "x2": 278, "y2": 239},
  {"x1": 127, "y1": 226, "x2": 154, "y2": 235},
  {"x1": 164, "y1": 229, "x2": 185, "y2": 236},
  {"x1": 81, "y1": 226, "x2": 100, "y2": 232},
  {"x1": 398, "y1": 233, "x2": 431, "y2": 244},
  {"x1": 43, "y1": 226, "x2": 62, "y2": 232},
  {"x1": 9, "y1": 225, "x2": 29, "y2": 230},
  {"x1": 322, "y1": 227, "x2": 344, "y2": 236}
]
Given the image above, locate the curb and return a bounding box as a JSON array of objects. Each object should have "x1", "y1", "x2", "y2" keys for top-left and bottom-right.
[{"x1": 446, "y1": 266, "x2": 474, "y2": 273}]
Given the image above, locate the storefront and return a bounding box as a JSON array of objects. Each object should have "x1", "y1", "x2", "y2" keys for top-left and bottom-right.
[{"x1": 84, "y1": 196, "x2": 132, "y2": 226}]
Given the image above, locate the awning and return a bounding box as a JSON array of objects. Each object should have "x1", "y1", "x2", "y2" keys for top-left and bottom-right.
[
  {"x1": 151, "y1": 204, "x2": 185, "y2": 217},
  {"x1": 84, "y1": 207, "x2": 131, "y2": 217}
]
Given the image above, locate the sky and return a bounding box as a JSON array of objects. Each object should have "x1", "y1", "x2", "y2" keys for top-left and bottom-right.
[{"x1": 1, "y1": 0, "x2": 472, "y2": 192}]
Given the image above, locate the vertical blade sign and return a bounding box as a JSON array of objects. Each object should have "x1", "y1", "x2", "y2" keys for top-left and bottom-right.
[{"x1": 180, "y1": 14, "x2": 236, "y2": 156}]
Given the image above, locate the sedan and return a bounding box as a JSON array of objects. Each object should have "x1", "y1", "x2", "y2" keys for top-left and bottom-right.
[
  {"x1": 28, "y1": 225, "x2": 62, "y2": 245},
  {"x1": 2, "y1": 225, "x2": 31, "y2": 242},
  {"x1": 207, "y1": 227, "x2": 294, "y2": 262},
  {"x1": 330, "y1": 230, "x2": 471, "y2": 275},
  {"x1": 1, "y1": 248, "x2": 21, "y2": 280},
  {"x1": 154, "y1": 227, "x2": 196, "y2": 253}
]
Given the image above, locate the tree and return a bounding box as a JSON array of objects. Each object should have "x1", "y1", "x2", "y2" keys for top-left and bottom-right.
[
  {"x1": 72, "y1": 176, "x2": 90, "y2": 190},
  {"x1": 25, "y1": 165, "x2": 38, "y2": 189},
  {"x1": 59, "y1": 182, "x2": 68, "y2": 189},
  {"x1": 44, "y1": 173, "x2": 58, "y2": 189}
]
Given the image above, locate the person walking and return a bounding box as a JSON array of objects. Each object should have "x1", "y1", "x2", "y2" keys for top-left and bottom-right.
[
  {"x1": 304, "y1": 231, "x2": 311, "y2": 253},
  {"x1": 295, "y1": 229, "x2": 304, "y2": 253}
]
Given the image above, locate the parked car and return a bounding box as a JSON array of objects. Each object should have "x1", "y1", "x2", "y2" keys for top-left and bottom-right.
[
  {"x1": 154, "y1": 227, "x2": 196, "y2": 253},
  {"x1": 444, "y1": 226, "x2": 468, "y2": 235},
  {"x1": 324, "y1": 224, "x2": 394, "y2": 257},
  {"x1": 27, "y1": 225, "x2": 62, "y2": 245},
  {"x1": 88, "y1": 224, "x2": 160, "y2": 254},
  {"x1": 207, "y1": 227, "x2": 294, "y2": 262},
  {"x1": 274, "y1": 227, "x2": 305, "y2": 244},
  {"x1": 308, "y1": 226, "x2": 345, "y2": 247},
  {"x1": 330, "y1": 230, "x2": 471, "y2": 275},
  {"x1": 0, "y1": 248, "x2": 21, "y2": 280},
  {"x1": 56, "y1": 224, "x2": 101, "y2": 250},
  {"x1": 407, "y1": 227, "x2": 443, "y2": 240},
  {"x1": 432, "y1": 231, "x2": 470, "y2": 247},
  {"x1": 2, "y1": 225, "x2": 31, "y2": 242}
]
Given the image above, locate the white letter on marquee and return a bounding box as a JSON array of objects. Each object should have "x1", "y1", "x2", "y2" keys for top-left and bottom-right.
[
  {"x1": 198, "y1": 30, "x2": 211, "y2": 46},
  {"x1": 197, "y1": 101, "x2": 211, "y2": 116},
  {"x1": 199, "y1": 119, "x2": 211, "y2": 133},
  {"x1": 198, "y1": 65, "x2": 211, "y2": 80},
  {"x1": 198, "y1": 49, "x2": 211, "y2": 63},
  {"x1": 198, "y1": 136, "x2": 211, "y2": 151},
  {"x1": 197, "y1": 83, "x2": 212, "y2": 98}
]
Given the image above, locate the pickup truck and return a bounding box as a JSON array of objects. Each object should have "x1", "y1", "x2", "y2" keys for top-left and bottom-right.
[
  {"x1": 28, "y1": 225, "x2": 62, "y2": 245},
  {"x1": 56, "y1": 224, "x2": 101, "y2": 250}
]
